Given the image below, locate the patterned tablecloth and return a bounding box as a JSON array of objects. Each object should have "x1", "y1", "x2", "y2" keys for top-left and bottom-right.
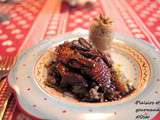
[{"x1": 0, "y1": 0, "x2": 160, "y2": 119}]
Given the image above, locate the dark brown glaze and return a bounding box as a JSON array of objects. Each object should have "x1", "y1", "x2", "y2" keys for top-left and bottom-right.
[{"x1": 46, "y1": 38, "x2": 135, "y2": 102}]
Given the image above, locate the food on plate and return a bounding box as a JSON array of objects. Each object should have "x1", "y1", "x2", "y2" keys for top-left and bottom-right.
[
  {"x1": 44, "y1": 14, "x2": 135, "y2": 102},
  {"x1": 45, "y1": 38, "x2": 135, "y2": 102}
]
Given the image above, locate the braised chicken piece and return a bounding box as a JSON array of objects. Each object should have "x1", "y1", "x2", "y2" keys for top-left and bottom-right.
[{"x1": 46, "y1": 38, "x2": 135, "y2": 102}]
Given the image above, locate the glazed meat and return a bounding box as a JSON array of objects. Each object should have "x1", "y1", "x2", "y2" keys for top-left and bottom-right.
[{"x1": 46, "y1": 38, "x2": 135, "y2": 102}]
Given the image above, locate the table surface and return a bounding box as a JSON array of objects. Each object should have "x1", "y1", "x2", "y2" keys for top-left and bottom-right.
[{"x1": 0, "y1": 0, "x2": 160, "y2": 120}]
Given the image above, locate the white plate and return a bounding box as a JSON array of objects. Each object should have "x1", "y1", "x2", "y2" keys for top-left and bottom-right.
[{"x1": 8, "y1": 30, "x2": 160, "y2": 120}]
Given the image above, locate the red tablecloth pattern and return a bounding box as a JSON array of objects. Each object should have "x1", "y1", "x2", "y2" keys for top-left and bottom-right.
[
  {"x1": 0, "y1": 79, "x2": 11, "y2": 108},
  {"x1": 0, "y1": 0, "x2": 47, "y2": 57},
  {"x1": 0, "y1": 0, "x2": 160, "y2": 120}
]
